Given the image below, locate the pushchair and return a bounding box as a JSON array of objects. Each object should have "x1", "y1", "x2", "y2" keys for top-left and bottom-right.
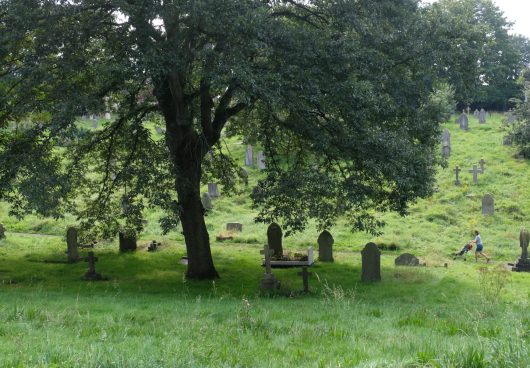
[{"x1": 453, "y1": 241, "x2": 473, "y2": 260}]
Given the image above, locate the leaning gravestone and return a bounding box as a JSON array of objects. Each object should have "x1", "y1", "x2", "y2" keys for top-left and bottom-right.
[
  {"x1": 395, "y1": 253, "x2": 420, "y2": 266},
  {"x1": 208, "y1": 183, "x2": 220, "y2": 198},
  {"x1": 119, "y1": 232, "x2": 137, "y2": 252},
  {"x1": 66, "y1": 227, "x2": 79, "y2": 263},
  {"x1": 226, "y1": 222, "x2": 243, "y2": 232},
  {"x1": 478, "y1": 108, "x2": 487, "y2": 124},
  {"x1": 482, "y1": 194, "x2": 494, "y2": 215},
  {"x1": 457, "y1": 113, "x2": 468, "y2": 130},
  {"x1": 245, "y1": 145, "x2": 253, "y2": 166},
  {"x1": 267, "y1": 223, "x2": 283, "y2": 258},
  {"x1": 513, "y1": 229, "x2": 530, "y2": 272},
  {"x1": 201, "y1": 193, "x2": 213, "y2": 210},
  {"x1": 0, "y1": 223, "x2": 5, "y2": 239},
  {"x1": 318, "y1": 230, "x2": 334, "y2": 262},
  {"x1": 361, "y1": 242, "x2": 381, "y2": 282}
]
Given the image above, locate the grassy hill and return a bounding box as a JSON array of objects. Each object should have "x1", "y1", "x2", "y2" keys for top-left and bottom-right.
[{"x1": 0, "y1": 113, "x2": 529, "y2": 367}]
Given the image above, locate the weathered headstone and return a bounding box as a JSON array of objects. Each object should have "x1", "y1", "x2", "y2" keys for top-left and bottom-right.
[
  {"x1": 466, "y1": 106, "x2": 471, "y2": 115},
  {"x1": 395, "y1": 253, "x2": 420, "y2": 266},
  {"x1": 442, "y1": 142, "x2": 451, "y2": 158},
  {"x1": 245, "y1": 145, "x2": 253, "y2": 166},
  {"x1": 104, "y1": 112, "x2": 111, "y2": 120},
  {"x1": 478, "y1": 108, "x2": 486, "y2": 124},
  {"x1": 260, "y1": 244, "x2": 280, "y2": 290},
  {"x1": 119, "y1": 231, "x2": 137, "y2": 252},
  {"x1": 468, "y1": 164, "x2": 479, "y2": 185},
  {"x1": 257, "y1": 151, "x2": 266, "y2": 170},
  {"x1": 478, "y1": 157, "x2": 485, "y2": 173},
  {"x1": 267, "y1": 223, "x2": 283, "y2": 258},
  {"x1": 457, "y1": 113, "x2": 468, "y2": 130},
  {"x1": 0, "y1": 223, "x2": 5, "y2": 239},
  {"x1": 83, "y1": 251, "x2": 103, "y2": 280},
  {"x1": 240, "y1": 167, "x2": 249, "y2": 186},
  {"x1": 361, "y1": 242, "x2": 381, "y2": 282},
  {"x1": 482, "y1": 194, "x2": 494, "y2": 215},
  {"x1": 208, "y1": 183, "x2": 220, "y2": 198},
  {"x1": 201, "y1": 193, "x2": 213, "y2": 210},
  {"x1": 318, "y1": 230, "x2": 334, "y2": 262},
  {"x1": 454, "y1": 166, "x2": 461, "y2": 186},
  {"x1": 226, "y1": 222, "x2": 243, "y2": 232},
  {"x1": 66, "y1": 227, "x2": 79, "y2": 262},
  {"x1": 442, "y1": 129, "x2": 451, "y2": 144},
  {"x1": 474, "y1": 109, "x2": 479, "y2": 117},
  {"x1": 297, "y1": 267, "x2": 313, "y2": 293},
  {"x1": 513, "y1": 229, "x2": 530, "y2": 272}
]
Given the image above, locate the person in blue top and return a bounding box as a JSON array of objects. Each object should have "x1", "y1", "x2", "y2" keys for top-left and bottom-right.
[{"x1": 471, "y1": 229, "x2": 491, "y2": 262}]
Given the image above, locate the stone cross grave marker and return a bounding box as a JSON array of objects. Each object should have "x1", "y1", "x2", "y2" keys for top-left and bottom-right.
[
  {"x1": 361, "y1": 242, "x2": 381, "y2": 282},
  {"x1": 466, "y1": 106, "x2": 471, "y2": 115},
  {"x1": 83, "y1": 251, "x2": 103, "y2": 280},
  {"x1": 260, "y1": 244, "x2": 280, "y2": 290},
  {"x1": 257, "y1": 151, "x2": 266, "y2": 170},
  {"x1": 457, "y1": 113, "x2": 468, "y2": 130},
  {"x1": 226, "y1": 222, "x2": 243, "y2": 232},
  {"x1": 318, "y1": 230, "x2": 334, "y2": 262},
  {"x1": 479, "y1": 108, "x2": 487, "y2": 124},
  {"x1": 478, "y1": 157, "x2": 485, "y2": 173},
  {"x1": 513, "y1": 229, "x2": 530, "y2": 272},
  {"x1": 468, "y1": 164, "x2": 479, "y2": 185},
  {"x1": 297, "y1": 267, "x2": 313, "y2": 293},
  {"x1": 66, "y1": 227, "x2": 79, "y2": 262},
  {"x1": 208, "y1": 183, "x2": 220, "y2": 198},
  {"x1": 201, "y1": 193, "x2": 213, "y2": 210},
  {"x1": 0, "y1": 223, "x2": 5, "y2": 239},
  {"x1": 454, "y1": 166, "x2": 461, "y2": 186},
  {"x1": 245, "y1": 145, "x2": 253, "y2": 166},
  {"x1": 267, "y1": 223, "x2": 283, "y2": 258},
  {"x1": 482, "y1": 194, "x2": 494, "y2": 215}
]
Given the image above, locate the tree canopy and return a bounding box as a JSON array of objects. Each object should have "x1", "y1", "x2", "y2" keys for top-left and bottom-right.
[{"x1": 1, "y1": 0, "x2": 519, "y2": 278}]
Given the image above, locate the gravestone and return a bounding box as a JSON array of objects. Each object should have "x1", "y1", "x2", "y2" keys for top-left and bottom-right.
[
  {"x1": 442, "y1": 129, "x2": 451, "y2": 144},
  {"x1": 260, "y1": 244, "x2": 280, "y2": 290},
  {"x1": 478, "y1": 108, "x2": 486, "y2": 124},
  {"x1": 442, "y1": 142, "x2": 451, "y2": 158},
  {"x1": 155, "y1": 126, "x2": 163, "y2": 135},
  {"x1": 297, "y1": 267, "x2": 313, "y2": 293},
  {"x1": 201, "y1": 193, "x2": 213, "y2": 210},
  {"x1": 482, "y1": 194, "x2": 494, "y2": 215},
  {"x1": 226, "y1": 222, "x2": 243, "y2": 232},
  {"x1": 318, "y1": 230, "x2": 334, "y2": 262},
  {"x1": 245, "y1": 145, "x2": 253, "y2": 166},
  {"x1": 66, "y1": 227, "x2": 79, "y2": 262},
  {"x1": 395, "y1": 253, "x2": 420, "y2": 266},
  {"x1": 208, "y1": 183, "x2": 220, "y2": 198},
  {"x1": 468, "y1": 164, "x2": 479, "y2": 185},
  {"x1": 92, "y1": 120, "x2": 98, "y2": 129},
  {"x1": 267, "y1": 223, "x2": 283, "y2": 258},
  {"x1": 474, "y1": 109, "x2": 479, "y2": 117},
  {"x1": 257, "y1": 151, "x2": 266, "y2": 170},
  {"x1": 104, "y1": 112, "x2": 111, "y2": 120},
  {"x1": 513, "y1": 229, "x2": 530, "y2": 272},
  {"x1": 478, "y1": 157, "x2": 485, "y2": 173},
  {"x1": 506, "y1": 112, "x2": 516, "y2": 124},
  {"x1": 453, "y1": 166, "x2": 461, "y2": 186},
  {"x1": 119, "y1": 232, "x2": 137, "y2": 252},
  {"x1": 0, "y1": 223, "x2": 5, "y2": 239},
  {"x1": 457, "y1": 113, "x2": 468, "y2": 130},
  {"x1": 83, "y1": 251, "x2": 103, "y2": 280},
  {"x1": 466, "y1": 106, "x2": 471, "y2": 115},
  {"x1": 240, "y1": 167, "x2": 249, "y2": 186},
  {"x1": 361, "y1": 242, "x2": 381, "y2": 282}
]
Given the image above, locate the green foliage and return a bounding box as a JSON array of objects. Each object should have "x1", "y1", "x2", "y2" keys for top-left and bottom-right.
[{"x1": 509, "y1": 82, "x2": 530, "y2": 158}]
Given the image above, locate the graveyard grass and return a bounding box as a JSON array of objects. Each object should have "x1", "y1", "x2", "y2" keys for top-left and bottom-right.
[{"x1": 1, "y1": 114, "x2": 530, "y2": 367}]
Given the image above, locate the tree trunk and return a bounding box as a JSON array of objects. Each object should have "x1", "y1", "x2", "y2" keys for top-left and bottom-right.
[{"x1": 175, "y1": 159, "x2": 219, "y2": 280}]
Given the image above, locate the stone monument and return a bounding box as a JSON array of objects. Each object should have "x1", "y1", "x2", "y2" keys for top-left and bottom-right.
[{"x1": 361, "y1": 242, "x2": 381, "y2": 282}]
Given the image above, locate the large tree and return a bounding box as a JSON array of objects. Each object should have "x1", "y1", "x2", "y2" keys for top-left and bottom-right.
[{"x1": 1, "y1": 0, "x2": 451, "y2": 279}]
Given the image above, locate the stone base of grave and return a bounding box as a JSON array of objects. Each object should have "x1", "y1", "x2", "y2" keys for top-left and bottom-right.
[
  {"x1": 512, "y1": 258, "x2": 530, "y2": 272},
  {"x1": 83, "y1": 271, "x2": 104, "y2": 281},
  {"x1": 260, "y1": 273, "x2": 280, "y2": 290}
]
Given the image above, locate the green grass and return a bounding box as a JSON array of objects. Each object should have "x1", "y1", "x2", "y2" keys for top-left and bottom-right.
[{"x1": 0, "y1": 113, "x2": 529, "y2": 367}]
